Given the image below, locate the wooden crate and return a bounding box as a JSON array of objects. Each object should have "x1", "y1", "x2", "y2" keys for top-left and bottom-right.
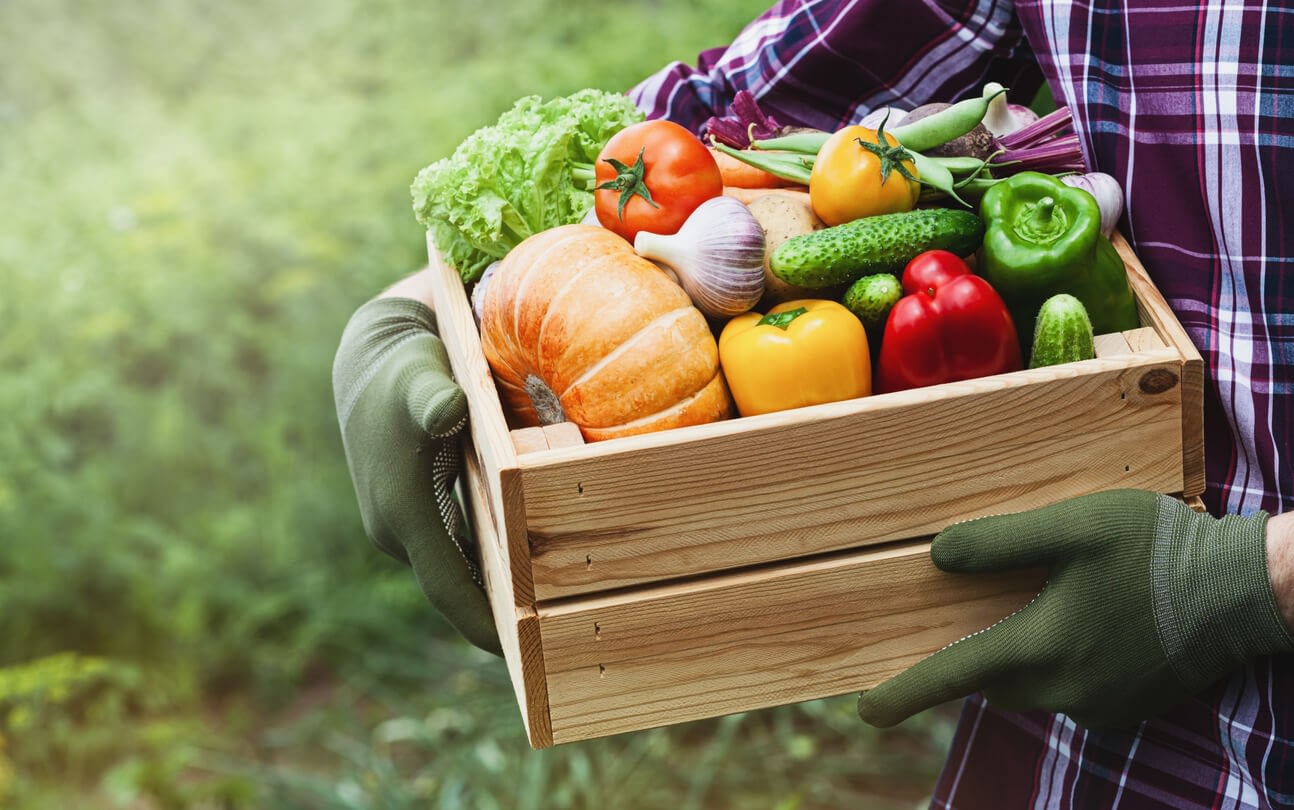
[{"x1": 427, "y1": 231, "x2": 1204, "y2": 748}]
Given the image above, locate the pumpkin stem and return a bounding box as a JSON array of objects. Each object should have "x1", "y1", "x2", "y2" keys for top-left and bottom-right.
[
  {"x1": 597, "y1": 147, "x2": 660, "y2": 221},
  {"x1": 524, "y1": 374, "x2": 568, "y2": 426}
]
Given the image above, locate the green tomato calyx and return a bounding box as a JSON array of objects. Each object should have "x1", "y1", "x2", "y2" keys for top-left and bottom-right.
[
  {"x1": 597, "y1": 147, "x2": 661, "y2": 221},
  {"x1": 856, "y1": 112, "x2": 919, "y2": 187}
]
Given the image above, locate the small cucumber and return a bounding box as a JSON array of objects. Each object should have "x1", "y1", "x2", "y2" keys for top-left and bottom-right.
[
  {"x1": 843, "y1": 273, "x2": 902, "y2": 337},
  {"x1": 770, "y1": 208, "x2": 985, "y2": 288},
  {"x1": 1029, "y1": 293, "x2": 1096, "y2": 368}
]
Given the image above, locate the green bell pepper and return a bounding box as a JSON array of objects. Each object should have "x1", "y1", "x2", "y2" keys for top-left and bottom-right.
[{"x1": 977, "y1": 171, "x2": 1139, "y2": 338}]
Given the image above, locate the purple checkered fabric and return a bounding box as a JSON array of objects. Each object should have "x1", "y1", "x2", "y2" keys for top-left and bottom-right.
[{"x1": 631, "y1": 2, "x2": 1293, "y2": 806}]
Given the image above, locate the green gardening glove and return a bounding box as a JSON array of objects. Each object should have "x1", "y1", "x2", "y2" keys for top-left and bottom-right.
[
  {"x1": 856, "y1": 489, "x2": 1293, "y2": 730},
  {"x1": 333, "y1": 296, "x2": 501, "y2": 655}
]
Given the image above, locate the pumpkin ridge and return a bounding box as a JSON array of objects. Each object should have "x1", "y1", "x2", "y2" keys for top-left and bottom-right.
[
  {"x1": 535, "y1": 249, "x2": 625, "y2": 382},
  {"x1": 581, "y1": 371, "x2": 730, "y2": 440},
  {"x1": 509, "y1": 227, "x2": 589, "y2": 368},
  {"x1": 556, "y1": 305, "x2": 694, "y2": 401}
]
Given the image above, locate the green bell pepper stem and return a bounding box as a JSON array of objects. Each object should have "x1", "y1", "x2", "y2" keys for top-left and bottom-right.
[{"x1": 977, "y1": 171, "x2": 1140, "y2": 338}]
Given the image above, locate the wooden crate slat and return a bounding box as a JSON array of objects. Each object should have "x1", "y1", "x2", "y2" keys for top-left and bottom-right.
[
  {"x1": 537, "y1": 539, "x2": 1044, "y2": 744},
  {"x1": 462, "y1": 436, "x2": 551, "y2": 747},
  {"x1": 520, "y1": 352, "x2": 1186, "y2": 599},
  {"x1": 426, "y1": 237, "x2": 537, "y2": 605},
  {"x1": 1112, "y1": 232, "x2": 1205, "y2": 496}
]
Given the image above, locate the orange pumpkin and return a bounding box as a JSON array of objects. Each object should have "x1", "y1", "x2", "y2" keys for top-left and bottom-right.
[{"x1": 480, "y1": 224, "x2": 733, "y2": 441}]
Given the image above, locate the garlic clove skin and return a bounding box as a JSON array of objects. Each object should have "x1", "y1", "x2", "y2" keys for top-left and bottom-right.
[{"x1": 632, "y1": 196, "x2": 766, "y2": 319}]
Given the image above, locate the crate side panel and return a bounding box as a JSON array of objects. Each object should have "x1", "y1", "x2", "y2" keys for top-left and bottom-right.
[
  {"x1": 463, "y1": 440, "x2": 551, "y2": 747},
  {"x1": 538, "y1": 541, "x2": 1044, "y2": 744},
  {"x1": 1113, "y1": 233, "x2": 1205, "y2": 496},
  {"x1": 426, "y1": 238, "x2": 537, "y2": 604},
  {"x1": 522, "y1": 354, "x2": 1186, "y2": 599}
]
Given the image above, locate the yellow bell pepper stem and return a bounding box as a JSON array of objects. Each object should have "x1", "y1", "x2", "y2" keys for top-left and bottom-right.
[{"x1": 718, "y1": 299, "x2": 872, "y2": 417}]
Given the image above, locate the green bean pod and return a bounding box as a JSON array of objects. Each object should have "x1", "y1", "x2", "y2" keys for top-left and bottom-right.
[
  {"x1": 919, "y1": 175, "x2": 1002, "y2": 205},
  {"x1": 890, "y1": 87, "x2": 1008, "y2": 152},
  {"x1": 709, "y1": 140, "x2": 815, "y2": 184},
  {"x1": 909, "y1": 151, "x2": 970, "y2": 208},
  {"x1": 750, "y1": 130, "x2": 832, "y2": 155},
  {"x1": 927, "y1": 154, "x2": 997, "y2": 177}
]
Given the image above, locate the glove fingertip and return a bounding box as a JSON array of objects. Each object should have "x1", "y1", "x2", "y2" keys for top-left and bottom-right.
[
  {"x1": 411, "y1": 377, "x2": 469, "y2": 437},
  {"x1": 856, "y1": 690, "x2": 904, "y2": 728},
  {"x1": 930, "y1": 522, "x2": 984, "y2": 572}
]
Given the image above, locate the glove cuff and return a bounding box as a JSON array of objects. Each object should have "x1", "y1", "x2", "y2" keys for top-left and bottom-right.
[{"x1": 1154, "y1": 499, "x2": 1294, "y2": 690}]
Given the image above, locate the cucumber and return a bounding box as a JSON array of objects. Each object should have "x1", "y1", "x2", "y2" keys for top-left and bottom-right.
[
  {"x1": 843, "y1": 273, "x2": 901, "y2": 337},
  {"x1": 1029, "y1": 293, "x2": 1096, "y2": 368},
  {"x1": 769, "y1": 208, "x2": 985, "y2": 289}
]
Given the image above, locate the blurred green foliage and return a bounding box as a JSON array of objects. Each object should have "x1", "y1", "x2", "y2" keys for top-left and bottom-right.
[{"x1": 0, "y1": 0, "x2": 956, "y2": 806}]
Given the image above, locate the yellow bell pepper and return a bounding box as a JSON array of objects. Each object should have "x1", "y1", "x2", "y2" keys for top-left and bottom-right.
[{"x1": 718, "y1": 299, "x2": 872, "y2": 417}]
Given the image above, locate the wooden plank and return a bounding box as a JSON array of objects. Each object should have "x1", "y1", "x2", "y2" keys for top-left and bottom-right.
[
  {"x1": 511, "y1": 427, "x2": 550, "y2": 456},
  {"x1": 542, "y1": 422, "x2": 585, "y2": 450},
  {"x1": 1093, "y1": 331, "x2": 1132, "y2": 358},
  {"x1": 1123, "y1": 326, "x2": 1166, "y2": 353},
  {"x1": 426, "y1": 237, "x2": 538, "y2": 606},
  {"x1": 537, "y1": 538, "x2": 1045, "y2": 744},
  {"x1": 1112, "y1": 232, "x2": 1205, "y2": 496},
  {"x1": 426, "y1": 237, "x2": 549, "y2": 745},
  {"x1": 462, "y1": 438, "x2": 551, "y2": 748},
  {"x1": 520, "y1": 351, "x2": 1187, "y2": 599}
]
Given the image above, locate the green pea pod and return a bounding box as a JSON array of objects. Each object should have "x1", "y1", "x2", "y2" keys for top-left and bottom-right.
[
  {"x1": 927, "y1": 152, "x2": 1002, "y2": 179},
  {"x1": 977, "y1": 171, "x2": 1140, "y2": 338},
  {"x1": 890, "y1": 87, "x2": 1007, "y2": 152},
  {"x1": 751, "y1": 130, "x2": 832, "y2": 155},
  {"x1": 908, "y1": 151, "x2": 970, "y2": 208},
  {"x1": 709, "y1": 139, "x2": 815, "y2": 185}
]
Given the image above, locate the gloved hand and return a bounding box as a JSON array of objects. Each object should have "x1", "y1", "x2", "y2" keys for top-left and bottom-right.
[
  {"x1": 856, "y1": 489, "x2": 1293, "y2": 729},
  {"x1": 333, "y1": 295, "x2": 501, "y2": 655}
]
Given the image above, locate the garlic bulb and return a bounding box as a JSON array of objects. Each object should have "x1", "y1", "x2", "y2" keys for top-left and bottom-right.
[
  {"x1": 981, "y1": 81, "x2": 1039, "y2": 137},
  {"x1": 1060, "y1": 172, "x2": 1124, "y2": 237},
  {"x1": 632, "y1": 196, "x2": 766, "y2": 318},
  {"x1": 470, "y1": 259, "x2": 501, "y2": 326}
]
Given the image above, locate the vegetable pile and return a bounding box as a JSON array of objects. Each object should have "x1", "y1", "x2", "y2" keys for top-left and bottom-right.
[
  {"x1": 411, "y1": 85, "x2": 1141, "y2": 439},
  {"x1": 411, "y1": 89, "x2": 644, "y2": 283}
]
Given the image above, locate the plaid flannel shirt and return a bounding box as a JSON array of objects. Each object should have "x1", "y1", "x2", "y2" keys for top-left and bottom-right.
[{"x1": 631, "y1": 1, "x2": 1293, "y2": 807}]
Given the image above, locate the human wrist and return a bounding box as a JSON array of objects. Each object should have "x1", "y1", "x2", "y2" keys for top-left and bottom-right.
[
  {"x1": 1265, "y1": 512, "x2": 1294, "y2": 633},
  {"x1": 379, "y1": 267, "x2": 439, "y2": 310}
]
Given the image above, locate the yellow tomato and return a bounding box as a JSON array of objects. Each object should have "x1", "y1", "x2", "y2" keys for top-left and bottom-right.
[
  {"x1": 809, "y1": 124, "x2": 920, "y2": 226},
  {"x1": 718, "y1": 299, "x2": 871, "y2": 417}
]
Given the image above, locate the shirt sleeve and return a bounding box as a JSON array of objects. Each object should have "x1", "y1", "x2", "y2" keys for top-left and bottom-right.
[{"x1": 628, "y1": 0, "x2": 1045, "y2": 134}]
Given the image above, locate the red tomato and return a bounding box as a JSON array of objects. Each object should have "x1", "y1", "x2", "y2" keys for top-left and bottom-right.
[{"x1": 594, "y1": 120, "x2": 723, "y2": 243}]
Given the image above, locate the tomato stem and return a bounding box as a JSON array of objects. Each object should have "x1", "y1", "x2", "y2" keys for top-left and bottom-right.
[{"x1": 596, "y1": 147, "x2": 660, "y2": 221}]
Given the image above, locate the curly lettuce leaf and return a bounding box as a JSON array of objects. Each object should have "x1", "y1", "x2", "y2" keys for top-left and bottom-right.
[{"x1": 412, "y1": 89, "x2": 644, "y2": 283}]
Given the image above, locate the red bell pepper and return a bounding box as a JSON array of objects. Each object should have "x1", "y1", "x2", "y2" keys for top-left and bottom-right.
[{"x1": 876, "y1": 250, "x2": 1022, "y2": 393}]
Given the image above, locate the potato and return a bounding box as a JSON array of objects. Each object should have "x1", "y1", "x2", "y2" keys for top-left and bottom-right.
[{"x1": 742, "y1": 190, "x2": 843, "y2": 306}]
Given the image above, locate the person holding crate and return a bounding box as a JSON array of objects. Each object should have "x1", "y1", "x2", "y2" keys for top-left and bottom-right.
[{"x1": 333, "y1": 0, "x2": 1294, "y2": 806}]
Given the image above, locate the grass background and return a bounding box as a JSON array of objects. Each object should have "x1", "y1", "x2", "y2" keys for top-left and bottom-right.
[{"x1": 0, "y1": 1, "x2": 960, "y2": 807}]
